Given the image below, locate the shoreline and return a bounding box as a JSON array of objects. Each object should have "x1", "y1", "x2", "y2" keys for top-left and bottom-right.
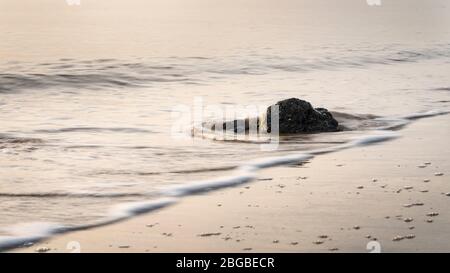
[{"x1": 10, "y1": 114, "x2": 450, "y2": 253}]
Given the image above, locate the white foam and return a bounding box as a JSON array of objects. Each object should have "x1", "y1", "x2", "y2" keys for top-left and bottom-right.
[
  {"x1": 247, "y1": 154, "x2": 313, "y2": 169},
  {"x1": 162, "y1": 170, "x2": 256, "y2": 197},
  {"x1": 70, "y1": 197, "x2": 177, "y2": 231},
  {"x1": 0, "y1": 222, "x2": 63, "y2": 251},
  {"x1": 3, "y1": 222, "x2": 63, "y2": 237},
  {"x1": 106, "y1": 198, "x2": 177, "y2": 221},
  {"x1": 348, "y1": 131, "x2": 400, "y2": 147},
  {"x1": 400, "y1": 109, "x2": 450, "y2": 120},
  {"x1": 374, "y1": 117, "x2": 411, "y2": 130},
  {"x1": 374, "y1": 109, "x2": 449, "y2": 130},
  {"x1": 0, "y1": 198, "x2": 176, "y2": 251},
  {"x1": 0, "y1": 235, "x2": 43, "y2": 251}
]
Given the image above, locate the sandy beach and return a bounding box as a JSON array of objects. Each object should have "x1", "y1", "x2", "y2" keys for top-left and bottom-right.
[
  {"x1": 12, "y1": 114, "x2": 449, "y2": 253},
  {"x1": 2, "y1": 0, "x2": 450, "y2": 258}
]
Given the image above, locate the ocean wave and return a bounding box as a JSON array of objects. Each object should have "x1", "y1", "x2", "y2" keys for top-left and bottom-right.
[
  {"x1": 33, "y1": 127, "x2": 153, "y2": 134},
  {"x1": 91, "y1": 166, "x2": 237, "y2": 176},
  {"x1": 0, "y1": 134, "x2": 43, "y2": 144},
  {"x1": 433, "y1": 87, "x2": 450, "y2": 91},
  {"x1": 0, "y1": 69, "x2": 193, "y2": 93},
  {"x1": 0, "y1": 191, "x2": 152, "y2": 199},
  {"x1": 1, "y1": 45, "x2": 450, "y2": 93}
]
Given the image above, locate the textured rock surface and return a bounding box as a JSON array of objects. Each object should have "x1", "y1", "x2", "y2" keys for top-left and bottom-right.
[
  {"x1": 209, "y1": 98, "x2": 339, "y2": 134},
  {"x1": 266, "y1": 98, "x2": 339, "y2": 134}
]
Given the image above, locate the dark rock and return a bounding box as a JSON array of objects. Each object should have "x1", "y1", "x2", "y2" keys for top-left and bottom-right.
[
  {"x1": 266, "y1": 98, "x2": 339, "y2": 133},
  {"x1": 213, "y1": 117, "x2": 259, "y2": 134},
  {"x1": 208, "y1": 98, "x2": 339, "y2": 134}
]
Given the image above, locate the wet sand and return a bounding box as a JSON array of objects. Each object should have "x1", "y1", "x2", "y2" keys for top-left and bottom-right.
[{"x1": 14, "y1": 114, "x2": 450, "y2": 253}]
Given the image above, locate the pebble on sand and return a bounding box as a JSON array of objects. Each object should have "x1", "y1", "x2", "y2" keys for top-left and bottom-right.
[
  {"x1": 35, "y1": 247, "x2": 51, "y2": 253},
  {"x1": 372, "y1": 178, "x2": 378, "y2": 182},
  {"x1": 404, "y1": 202, "x2": 424, "y2": 207},
  {"x1": 423, "y1": 179, "x2": 431, "y2": 183},
  {"x1": 392, "y1": 236, "x2": 405, "y2": 242},
  {"x1": 435, "y1": 172, "x2": 444, "y2": 176},
  {"x1": 353, "y1": 225, "x2": 360, "y2": 230},
  {"x1": 426, "y1": 212, "x2": 439, "y2": 217},
  {"x1": 329, "y1": 248, "x2": 339, "y2": 251},
  {"x1": 405, "y1": 234, "x2": 416, "y2": 239},
  {"x1": 198, "y1": 233, "x2": 222, "y2": 237},
  {"x1": 318, "y1": 235, "x2": 328, "y2": 239},
  {"x1": 403, "y1": 186, "x2": 413, "y2": 190},
  {"x1": 445, "y1": 192, "x2": 450, "y2": 197},
  {"x1": 313, "y1": 240, "x2": 324, "y2": 245},
  {"x1": 426, "y1": 219, "x2": 434, "y2": 223},
  {"x1": 403, "y1": 218, "x2": 414, "y2": 223},
  {"x1": 257, "y1": 178, "x2": 273, "y2": 181},
  {"x1": 290, "y1": 242, "x2": 299, "y2": 246}
]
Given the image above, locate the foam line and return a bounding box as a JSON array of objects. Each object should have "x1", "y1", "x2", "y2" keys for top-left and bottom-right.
[
  {"x1": 0, "y1": 198, "x2": 176, "y2": 251},
  {"x1": 162, "y1": 170, "x2": 256, "y2": 197}
]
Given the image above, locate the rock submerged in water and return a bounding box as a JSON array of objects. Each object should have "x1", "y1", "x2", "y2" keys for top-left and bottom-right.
[
  {"x1": 211, "y1": 98, "x2": 339, "y2": 134},
  {"x1": 266, "y1": 98, "x2": 339, "y2": 133}
]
